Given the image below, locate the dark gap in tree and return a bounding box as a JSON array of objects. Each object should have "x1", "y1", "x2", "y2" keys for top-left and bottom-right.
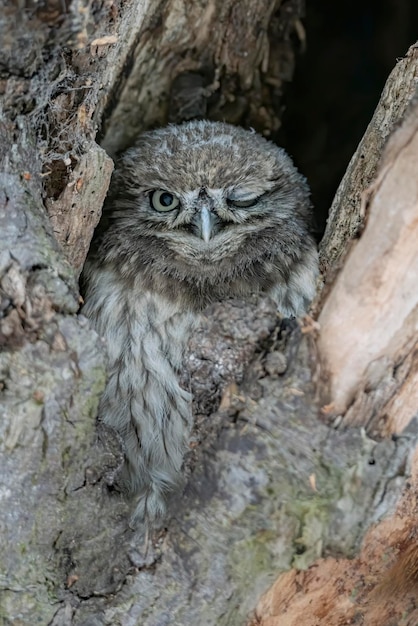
[{"x1": 277, "y1": 0, "x2": 418, "y2": 238}]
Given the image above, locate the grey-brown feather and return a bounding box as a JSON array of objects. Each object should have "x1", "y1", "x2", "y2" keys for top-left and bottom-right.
[{"x1": 82, "y1": 120, "x2": 318, "y2": 522}]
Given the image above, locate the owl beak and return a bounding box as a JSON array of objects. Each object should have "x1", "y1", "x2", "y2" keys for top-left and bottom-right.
[{"x1": 200, "y1": 205, "x2": 216, "y2": 243}]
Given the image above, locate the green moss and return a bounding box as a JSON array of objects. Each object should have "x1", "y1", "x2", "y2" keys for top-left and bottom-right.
[{"x1": 229, "y1": 532, "x2": 276, "y2": 579}]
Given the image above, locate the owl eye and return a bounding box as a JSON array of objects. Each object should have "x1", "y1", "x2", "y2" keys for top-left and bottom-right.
[
  {"x1": 227, "y1": 197, "x2": 258, "y2": 208},
  {"x1": 150, "y1": 190, "x2": 180, "y2": 212}
]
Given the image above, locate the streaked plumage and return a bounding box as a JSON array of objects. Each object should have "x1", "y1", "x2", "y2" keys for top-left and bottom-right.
[{"x1": 82, "y1": 120, "x2": 318, "y2": 522}]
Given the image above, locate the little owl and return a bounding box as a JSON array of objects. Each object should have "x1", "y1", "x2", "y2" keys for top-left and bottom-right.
[{"x1": 82, "y1": 120, "x2": 318, "y2": 523}]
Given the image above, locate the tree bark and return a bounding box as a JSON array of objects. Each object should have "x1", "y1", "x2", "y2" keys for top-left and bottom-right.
[
  {"x1": 319, "y1": 44, "x2": 418, "y2": 276},
  {"x1": 253, "y1": 67, "x2": 418, "y2": 626},
  {"x1": 1, "y1": 3, "x2": 418, "y2": 625},
  {"x1": 318, "y1": 82, "x2": 418, "y2": 435}
]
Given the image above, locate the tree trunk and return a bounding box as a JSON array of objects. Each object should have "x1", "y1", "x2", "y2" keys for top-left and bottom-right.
[{"x1": 1, "y1": 2, "x2": 418, "y2": 625}]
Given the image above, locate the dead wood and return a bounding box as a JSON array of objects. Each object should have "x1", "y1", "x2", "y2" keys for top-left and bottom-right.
[
  {"x1": 1, "y1": 2, "x2": 418, "y2": 626},
  {"x1": 319, "y1": 43, "x2": 418, "y2": 277},
  {"x1": 318, "y1": 82, "x2": 418, "y2": 437}
]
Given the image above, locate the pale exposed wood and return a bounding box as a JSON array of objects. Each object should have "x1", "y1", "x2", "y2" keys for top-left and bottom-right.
[
  {"x1": 319, "y1": 44, "x2": 418, "y2": 277},
  {"x1": 317, "y1": 94, "x2": 418, "y2": 433},
  {"x1": 46, "y1": 145, "x2": 113, "y2": 276},
  {"x1": 381, "y1": 350, "x2": 418, "y2": 435}
]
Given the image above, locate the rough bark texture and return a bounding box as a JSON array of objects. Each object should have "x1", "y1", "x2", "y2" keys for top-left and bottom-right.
[
  {"x1": 318, "y1": 92, "x2": 418, "y2": 435},
  {"x1": 319, "y1": 43, "x2": 418, "y2": 277},
  {"x1": 45, "y1": 146, "x2": 114, "y2": 277},
  {"x1": 100, "y1": 0, "x2": 305, "y2": 155},
  {"x1": 251, "y1": 47, "x2": 418, "y2": 626},
  {"x1": 0, "y1": 120, "x2": 109, "y2": 624},
  {"x1": 1, "y1": 2, "x2": 418, "y2": 625},
  {"x1": 252, "y1": 435, "x2": 418, "y2": 626}
]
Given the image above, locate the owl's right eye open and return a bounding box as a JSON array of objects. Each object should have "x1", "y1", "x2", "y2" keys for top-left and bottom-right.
[{"x1": 150, "y1": 190, "x2": 180, "y2": 212}]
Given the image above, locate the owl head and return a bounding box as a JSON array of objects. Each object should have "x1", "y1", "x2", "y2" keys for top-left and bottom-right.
[{"x1": 99, "y1": 120, "x2": 317, "y2": 313}]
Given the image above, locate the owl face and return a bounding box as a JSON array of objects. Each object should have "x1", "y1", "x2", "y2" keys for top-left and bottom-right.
[{"x1": 101, "y1": 120, "x2": 316, "y2": 309}]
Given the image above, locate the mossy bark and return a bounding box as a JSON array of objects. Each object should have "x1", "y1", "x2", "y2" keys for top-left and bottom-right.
[{"x1": 1, "y1": 3, "x2": 418, "y2": 625}]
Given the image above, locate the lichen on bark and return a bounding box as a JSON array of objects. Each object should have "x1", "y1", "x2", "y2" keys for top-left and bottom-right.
[{"x1": 1, "y1": 2, "x2": 418, "y2": 625}]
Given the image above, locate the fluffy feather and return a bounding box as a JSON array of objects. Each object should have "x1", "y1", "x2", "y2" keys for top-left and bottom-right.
[{"x1": 82, "y1": 120, "x2": 318, "y2": 522}]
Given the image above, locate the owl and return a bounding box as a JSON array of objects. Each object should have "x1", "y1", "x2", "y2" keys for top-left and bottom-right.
[{"x1": 82, "y1": 120, "x2": 318, "y2": 523}]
